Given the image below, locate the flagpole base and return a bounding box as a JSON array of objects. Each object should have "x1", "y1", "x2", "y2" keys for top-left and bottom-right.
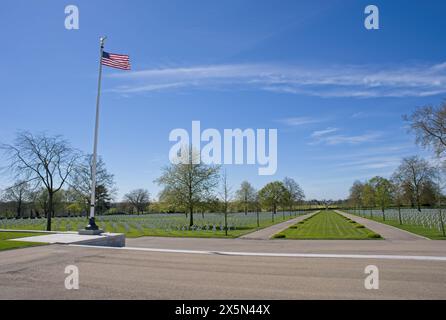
[{"x1": 79, "y1": 217, "x2": 103, "y2": 235}]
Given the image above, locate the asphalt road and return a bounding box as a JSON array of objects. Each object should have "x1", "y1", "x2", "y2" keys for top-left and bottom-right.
[
  {"x1": 1, "y1": 241, "x2": 446, "y2": 299},
  {"x1": 1, "y1": 213, "x2": 446, "y2": 300}
]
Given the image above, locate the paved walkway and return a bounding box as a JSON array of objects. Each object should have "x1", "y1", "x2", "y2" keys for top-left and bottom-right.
[
  {"x1": 5, "y1": 231, "x2": 125, "y2": 247},
  {"x1": 240, "y1": 211, "x2": 319, "y2": 240},
  {"x1": 335, "y1": 210, "x2": 427, "y2": 241}
]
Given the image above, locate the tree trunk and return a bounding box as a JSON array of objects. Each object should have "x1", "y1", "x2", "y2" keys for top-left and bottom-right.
[
  {"x1": 224, "y1": 211, "x2": 228, "y2": 236},
  {"x1": 256, "y1": 209, "x2": 259, "y2": 227},
  {"x1": 439, "y1": 209, "x2": 445, "y2": 237},
  {"x1": 398, "y1": 206, "x2": 402, "y2": 225},
  {"x1": 46, "y1": 192, "x2": 53, "y2": 231},
  {"x1": 381, "y1": 207, "x2": 385, "y2": 221},
  {"x1": 416, "y1": 189, "x2": 421, "y2": 212},
  {"x1": 189, "y1": 205, "x2": 194, "y2": 227},
  {"x1": 16, "y1": 199, "x2": 22, "y2": 218}
]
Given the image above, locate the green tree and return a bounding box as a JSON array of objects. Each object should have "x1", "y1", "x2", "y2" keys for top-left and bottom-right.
[
  {"x1": 362, "y1": 182, "x2": 375, "y2": 218},
  {"x1": 155, "y1": 147, "x2": 220, "y2": 226},
  {"x1": 349, "y1": 180, "x2": 364, "y2": 213},
  {"x1": 235, "y1": 181, "x2": 256, "y2": 215},
  {"x1": 282, "y1": 177, "x2": 305, "y2": 216},
  {"x1": 258, "y1": 181, "x2": 288, "y2": 222},
  {"x1": 369, "y1": 176, "x2": 393, "y2": 221}
]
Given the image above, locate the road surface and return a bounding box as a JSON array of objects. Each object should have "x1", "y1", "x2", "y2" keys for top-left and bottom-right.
[{"x1": 1, "y1": 237, "x2": 446, "y2": 299}]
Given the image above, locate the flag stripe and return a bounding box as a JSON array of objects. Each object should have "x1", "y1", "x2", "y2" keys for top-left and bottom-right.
[
  {"x1": 101, "y1": 61, "x2": 130, "y2": 70},
  {"x1": 101, "y1": 58, "x2": 131, "y2": 67},
  {"x1": 101, "y1": 51, "x2": 131, "y2": 70}
]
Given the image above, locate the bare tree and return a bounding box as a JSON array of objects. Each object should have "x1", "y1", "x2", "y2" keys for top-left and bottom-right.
[
  {"x1": 283, "y1": 177, "x2": 305, "y2": 216},
  {"x1": 1, "y1": 181, "x2": 30, "y2": 218},
  {"x1": 390, "y1": 178, "x2": 405, "y2": 224},
  {"x1": 220, "y1": 170, "x2": 232, "y2": 236},
  {"x1": 155, "y1": 147, "x2": 220, "y2": 226},
  {"x1": 404, "y1": 102, "x2": 446, "y2": 157},
  {"x1": 1, "y1": 132, "x2": 79, "y2": 230},
  {"x1": 392, "y1": 156, "x2": 437, "y2": 212},
  {"x1": 124, "y1": 189, "x2": 150, "y2": 214},
  {"x1": 70, "y1": 154, "x2": 115, "y2": 212}
]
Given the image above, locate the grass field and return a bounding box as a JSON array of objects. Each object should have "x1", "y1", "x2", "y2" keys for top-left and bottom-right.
[
  {"x1": 0, "y1": 232, "x2": 47, "y2": 251},
  {"x1": 275, "y1": 210, "x2": 381, "y2": 240},
  {"x1": 357, "y1": 216, "x2": 446, "y2": 240},
  {"x1": 344, "y1": 209, "x2": 446, "y2": 240},
  {"x1": 0, "y1": 211, "x2": 307, "y2": 239}
]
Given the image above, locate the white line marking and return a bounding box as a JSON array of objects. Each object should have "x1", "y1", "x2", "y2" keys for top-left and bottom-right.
[{"x1": 68, "y1": 244, "x2": 446, "y2": 262}]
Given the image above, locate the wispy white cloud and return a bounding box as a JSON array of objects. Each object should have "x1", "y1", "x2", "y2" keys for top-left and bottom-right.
[
  {"x1": 351, "y1": 112, "x2": 366, "y2": 118},
  {"x1": 277, "y1": 117, "x2": 325, "y2": 127},
  {"x1": 311, "y1": 127, "x2": 339, "y2": 138},
  {"x1": 106, "y1": 61, "x2": 446, "y2": 98},
  {"x1": 106, "y1": 82, "x2": 187, "y2": 93},
  {"x1": 310, "y1": 131, "x2": 382, "y2": 146},
  {"x1": 312, "y1": 143, "x2": 421, "y2": 175},
  {"x1": 333, "y1": 156, "x2": 402, "y2": 171}
]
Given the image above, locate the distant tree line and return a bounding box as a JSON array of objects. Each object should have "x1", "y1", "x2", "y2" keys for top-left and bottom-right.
[{"x1": 0, "y1": 132, "x2": 308, "y2": 230}]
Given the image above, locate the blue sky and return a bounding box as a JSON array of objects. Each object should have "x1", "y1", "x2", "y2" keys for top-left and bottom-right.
[{"x1": 1, "y1": 0, "x2": 446, "y2": 200}]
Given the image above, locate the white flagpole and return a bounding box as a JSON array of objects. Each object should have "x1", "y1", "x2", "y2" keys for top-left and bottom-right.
[{"x1": 86, "y1": 36, "x2": 106, "y2": 232}]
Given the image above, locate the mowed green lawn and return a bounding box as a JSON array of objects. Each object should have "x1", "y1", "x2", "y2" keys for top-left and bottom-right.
[
  {"x1": 360, "y1": 216, "x2": 446, "y2": 240},
  {"x1": 0, "y1": 212, "x2": 303, "y2": 239},
  {"x1": 0, "y1": 232, "x2": 47, "y2": 251},
  {"x1": 276, "y1": 211, "x2": 381, "y2": 240}
]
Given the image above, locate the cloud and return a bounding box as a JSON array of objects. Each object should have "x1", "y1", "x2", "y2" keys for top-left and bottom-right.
[
  {"x1": 106, "y1": 82, "x2": 187, "y2": 93},
  {"x1": 277, "y1": 117, "x2": 325, "y2": 127},
  {"x1": 351, "y1": 112, "x2": 366, "y2": 118},
  {"x1": 311, "y1": 127, "x2": 339, "y2": 138},
  {"x1": 322, "y1": 132, "x2": 382, "y2": 145},
  {"x1": 106, "y1": 61, "x2": 446, "y2": 98},
  {"x1": 333, "y1": 156, "x2": 402, "y2": 171},
  {"x1": 310, "y1": 130, "x2": 382, "y2": 146},
  {"x1": 311, "y1": 143, "x2": 419, "y2": 175}
]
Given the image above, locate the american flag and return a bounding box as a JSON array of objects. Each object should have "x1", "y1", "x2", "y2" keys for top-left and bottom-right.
[{"x1": 101, "y1": 51, "x2": 131, "y2": 70}]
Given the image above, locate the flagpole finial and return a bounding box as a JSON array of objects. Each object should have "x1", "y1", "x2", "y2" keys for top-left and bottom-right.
[{"x1": 100, "y1": 36, "x2": 107, "y2": 47}]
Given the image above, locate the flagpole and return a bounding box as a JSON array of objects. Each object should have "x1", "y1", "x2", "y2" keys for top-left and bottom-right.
[{"x1": 85, "y1": 36, "x2": 106, "y2": 233}]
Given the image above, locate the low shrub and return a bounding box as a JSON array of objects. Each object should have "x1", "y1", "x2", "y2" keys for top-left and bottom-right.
[
  {"x1": 355, "y1": 225, "x2": 365, "y2": 228},
  {"x1": 273, "y1": 234, "x2": 286, "y2": 239},
  {"x1": 367, "y1": 233, "x2": 381, "y2": 239}
]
